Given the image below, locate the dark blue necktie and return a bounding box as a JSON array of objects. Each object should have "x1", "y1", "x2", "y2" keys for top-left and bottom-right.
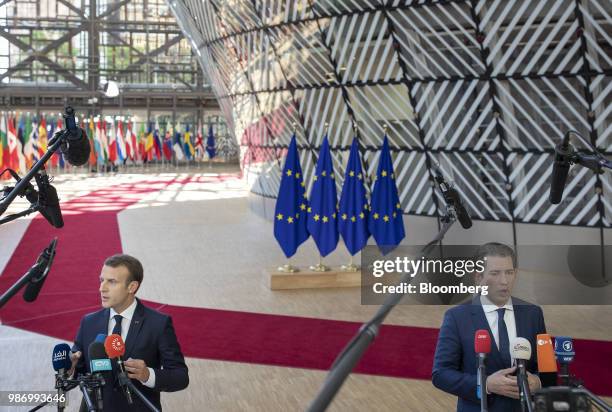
[
  {"x1": 112, "y1": 314, "x2": 123, "y2": 337},
  {"x1": 497, "y1": 308, "x2": 511, "y2": 367}
]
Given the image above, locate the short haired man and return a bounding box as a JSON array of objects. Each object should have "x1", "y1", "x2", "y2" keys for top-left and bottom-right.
[
  {"x1": 71, "y1": 254, "x2": 189, "y2": 411},
  {"x1": 432, "y1": 243, "x2": 546, "y2": 411}
]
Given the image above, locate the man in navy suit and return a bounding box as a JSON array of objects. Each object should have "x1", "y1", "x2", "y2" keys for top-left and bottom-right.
[
  {"x1": 432, "y1": 243, "x2": 545, "y2": 412},
  {"x1": 70, "y1": 254, "x2": 189, "y2": 411}
]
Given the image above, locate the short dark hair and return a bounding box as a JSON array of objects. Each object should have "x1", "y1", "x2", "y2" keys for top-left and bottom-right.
[
  {"x1": 104, "y1": 254, "x2": 144, "y2": 290},
  {"x1": 475, "y1": 242, "x2": 517, "y2": 269}
]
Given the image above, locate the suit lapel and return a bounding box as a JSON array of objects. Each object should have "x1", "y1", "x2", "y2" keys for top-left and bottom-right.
[
  {"x1": 124, "y1": 299, "x2": 145, "y2": 359},
  {"x1": 94, "y1": 308, "x2": 110, "y2": 340},
  {"x1": 470, "y1": 296, "x2": 505, "y2": 370}
]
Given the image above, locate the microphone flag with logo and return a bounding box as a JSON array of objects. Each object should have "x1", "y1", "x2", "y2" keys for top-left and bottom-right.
[
  {"x1": 368, "y1": 135, "x2": 405, "y2": 254},
  {"x1": 307, "y1": 135, "x2": 339, "y2": 257},
  {"x1": 273, "y1": 134, "x2": 310, "y2": 258},
  {"x1": 338, "y1": 137, "x2": 370, "y2": 255}
]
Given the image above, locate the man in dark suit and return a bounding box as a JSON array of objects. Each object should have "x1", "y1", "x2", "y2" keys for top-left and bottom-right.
[
  {"x1": 432, "y1": 243, "x2": 545, "y2": 412},
  {"x1": 70, "y1": 254, "x2": 189, "y2": 411}
]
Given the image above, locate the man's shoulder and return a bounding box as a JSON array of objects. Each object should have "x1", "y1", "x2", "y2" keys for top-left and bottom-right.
[
  {"x1": 80, "y1": 307, "x2": 107, "y2": 324},
  {"x1": 443, "y1": 301, "x2": 474, "y2": 318},
  {"x1": 512, "y1": 297, "x2": 543, "y2": 315},
  {"x1": 139, "y1": 301, "x2": 171, "y2": 324}
]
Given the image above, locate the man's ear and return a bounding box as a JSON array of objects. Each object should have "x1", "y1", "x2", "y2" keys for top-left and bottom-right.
[{"x1": 128, "y1": 281, "x2": 139, "y2": 294}]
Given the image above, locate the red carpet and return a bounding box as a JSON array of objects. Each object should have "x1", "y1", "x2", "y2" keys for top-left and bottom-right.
[{"x1": 1, "y1": 175, "x2": 611, "y2": 397}]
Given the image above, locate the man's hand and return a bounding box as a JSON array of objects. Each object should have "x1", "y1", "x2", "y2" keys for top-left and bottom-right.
[
  {"x1": 68, "y1": 351, "x2": 81, "y2": 377},
  {"x1": 486, "y1": 366, "x2": 520, "y2": 399},
  {"x1": 124, "y1": 358, "x2": 150, "y2": 383},
  {"x1": 527, "y1": 371, "x2": 541, "y2": 393}
]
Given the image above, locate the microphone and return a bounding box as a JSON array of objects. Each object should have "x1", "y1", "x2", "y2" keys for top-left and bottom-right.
[
  {"x1": 549, "y1": 132, "x2": 572, "y2": 204},
  {"x1": 554, "y1": 336, "x2": 574, "y2": 386},
  {"x1": 104, "y1": 333, "x2": 133, "y2": 404},
  {"x1": 33, "y1": 170, "x2": 63, "y2": 228},
  {"x1": 511, "y1": 337, "x2": 534, "y2": 412},
  {"x1": 88, "y1": 341, "x2": 111, "y2": 412},
  {"x1": 60, "y1": 106, "x2": 91, "y2": 166},
  {"x1": 52, "y1": 343, "x2": 72, "y2": 410},
  {"x1": 474, "y1": 329, "x2": 491, "y2": 411},
  {"x1": 23, "y1": 238, "x2": 58, "y2": 302},
  {"x1": 432, "y1": 164, "x2": 473, "y2": 228},
  {"x1": 95, "y1": 333, "x2": 107, "y2": 343},
  {"x1": 536, "y1": 334, "x2": 558, "y2": 387}
]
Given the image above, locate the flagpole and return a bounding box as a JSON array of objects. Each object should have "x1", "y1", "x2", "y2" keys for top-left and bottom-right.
[{"x1": 341, "y1": 121, "x2": 362, "y2": 272}]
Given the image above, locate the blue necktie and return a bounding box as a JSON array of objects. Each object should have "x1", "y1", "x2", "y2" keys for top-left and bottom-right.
[
  {"x1": 497, "y1": 308, "x2": 511, "y2": 367},
  {"x1": 112, "y1": 314, "x2": 123, "y2": 337}
]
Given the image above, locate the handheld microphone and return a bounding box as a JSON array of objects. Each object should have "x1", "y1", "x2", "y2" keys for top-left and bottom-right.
[
  {"x1": 511, "y1": 337, "x2": 534, "y2": 412},
  {"x1": 104, "y1": 334, "x2": 133, "y2": 404},
  {"x1": 549, "y1": 132, "x2": 572, "y2": 204},
  {"x1": 432, "y1": 164, "x2": 472, "y2": 228},
  {"x1": 88, "y1": 341, "x2": 111, "y2": 411},
  {"x1": 23, "y1": 238, "x2": 57, "y2": 302},
  {"x1": 60, "y1": 106, "x2": 91, "y2": 166},
  {"x1": 52, "y1": 343, "x2": 72, "y2": 410},
  {"x1": 554, "y1": 336, "x2": 574, "y2": 386},
  {"x1": 536, "y1": 334, "x2": 558, "y2": 387},
  {"x1": 474, "y1": 329, "x2": 491, "y2": 411},
  {"x1": 33, "y1": 170, "x2": 63, "y2": 228}
]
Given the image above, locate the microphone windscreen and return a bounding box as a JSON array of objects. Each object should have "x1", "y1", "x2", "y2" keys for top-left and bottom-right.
[
  {"x1": 88, "y1": 341, "x2": 108, "y2": 360},
  {"x1": 63, "y1": 128, "x2": 91, "y2": 166},
  {"x1": 536, "y1": 334, "x2": 558, "y2": 373},
  {"x1": 95, "y1": 334, "x2": 107, "y2": 343},
  {"x1": 38, "y1": 183, "x2": 64, "y2": 228},
  {"x1": 511, "y1": 337, "x2": 532, "y2": 361},
  {"x1": 554, "y1": 336, "x2": 575, "y2": 364},
  {"x1": 549, "y1": 154, "x2": 571, "y2": 204},
  {"x1": 104, "y1": 334, "x2": 125, "y2": 359},
  {"x1": 474, "y1": 329, "x2": 491, "y2": 354},
  {"x1": 52, "y1": 343, "x2": 72, "y2": 371}
]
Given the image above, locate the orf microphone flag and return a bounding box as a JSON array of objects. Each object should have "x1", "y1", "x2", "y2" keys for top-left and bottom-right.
[
  {"x1": 474, "y1": 329, "x2": 490, "y2": 407},
  {"x1": 537, "y1": 333, "x2": 558, "y2": 387}
]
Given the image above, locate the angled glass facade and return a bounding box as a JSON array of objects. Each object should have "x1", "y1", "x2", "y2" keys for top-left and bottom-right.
[{"x1": 169, "y1": 0, "x2": 611, "y2": 228}]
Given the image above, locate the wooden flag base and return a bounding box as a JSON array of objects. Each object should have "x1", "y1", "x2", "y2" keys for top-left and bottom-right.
[{"x1": 267, "y1": 266, "x2": 361, "y2": 290}]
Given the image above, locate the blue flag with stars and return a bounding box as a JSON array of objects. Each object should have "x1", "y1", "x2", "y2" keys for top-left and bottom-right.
[
  {"x1": 338, "y1": 138, "x2": 370, "y2": 255},
  {"x1": 274, "y1": 134, "x2": 310, "y2": 258},
  {"x1": 368, "y1": 136, "x2": 405, "y2": 253},
  {"x1": 307, "y1": 136, "x2": 339, "y2": 257}
]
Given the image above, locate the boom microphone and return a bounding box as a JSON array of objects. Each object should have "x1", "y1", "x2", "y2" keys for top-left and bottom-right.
[
  {"x1": 60, "y1": 106, "x2": 91, "y2": 166},
  {"x1": 549, "y1": 132, "x2": 572, "y2": 204},
  {"x1": 432, "y1": 164, "x2": 473, "y2": 228},
  {"x1": 23, "y1": 238, "x2": 57, "y2": 302},
  {"x1": 511, "y1": 337, "x2": 534, "y2": 412},
  {"x1": 34, "y1": 170, "x2": 63, "y2": 228},
  {"x1": 104, "y1": 334, "x2": 133, "y2": 404},
  {"x1": 474, "y1": 329, "x2": 491, "y2": 411},
  {"x1": 536, "y1": 334, "x2": 558, "y2": 387}
]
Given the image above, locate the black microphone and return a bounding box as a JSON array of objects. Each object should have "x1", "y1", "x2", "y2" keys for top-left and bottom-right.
[
  {"x1": 61, "y1": 106, "x2": 91, "y2": 166},
  {"x1": 432, "y1": 164, "x2": 473, "y2": 228},
  {"x1": 34, "y1": 170, "x2": 64, "y2": 228},
  {"x1": 549, "y1": 132, "x2": 573, "y2": 204},
  {"x1": 88, "y1": 341, "x2": 111, "y2": 412},
  {"x1": 23, "y1": 238, "x2": 57, "y2": 302},
  {"x1": 52, "y1": 343, "x2": 72, "y2": 410}
]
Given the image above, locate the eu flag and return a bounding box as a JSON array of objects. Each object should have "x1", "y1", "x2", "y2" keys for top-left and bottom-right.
[
  {"x1": 338, "y1": 138, "x2": 370, "y2": 255},
  {"x1": 307, "y1": 136, "x2": 339, "y2": 257},
  {"x1": 274, "y1": 134, "x2": 309, "y2": 258},
  {"x1": 206, "y1": 124, "x2": 216, "y2": 159},
  {"x1": 368, "y1": 135, "x2": 405, "y2": 253}
]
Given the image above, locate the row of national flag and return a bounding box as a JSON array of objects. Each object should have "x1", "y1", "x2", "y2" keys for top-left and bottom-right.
[
  {"x1": 274, "y1": 134, "x2": 405, "y2": 258},
  {"x1": 0, "y1": 113, "x2": 217, "y2": 177}
]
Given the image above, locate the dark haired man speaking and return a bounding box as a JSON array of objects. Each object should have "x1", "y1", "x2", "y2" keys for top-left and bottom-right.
[
  {"x1": 70, "y1": 254, "x2": 189, "y2": 411},
  {"x1": 432, "y1": 243, "x2": 546, "y2": 412}
]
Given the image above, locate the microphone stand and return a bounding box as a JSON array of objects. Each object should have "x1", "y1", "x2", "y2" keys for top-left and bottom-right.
[
  {"x1": 307, "y1": 206, "x2": 459, "y2": 411},
  {"x1": 0, "y1": 129, "x2": 67, "y2": 222},
  {"x1": 79, "y1": 380, "x2": 96, "y2": 412},
  {"x1": 517, "y1": 362, "x2": 533, "y2": 412},
  {"x1": 0, "y1": 238, "x2": 57, "y2": 309},
  {"x1": 117, "y1": 372, "x2": 160, "y2": 412},
  {"x1": 477, "y1": 353, "x2": 487, "y2": 412}
]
